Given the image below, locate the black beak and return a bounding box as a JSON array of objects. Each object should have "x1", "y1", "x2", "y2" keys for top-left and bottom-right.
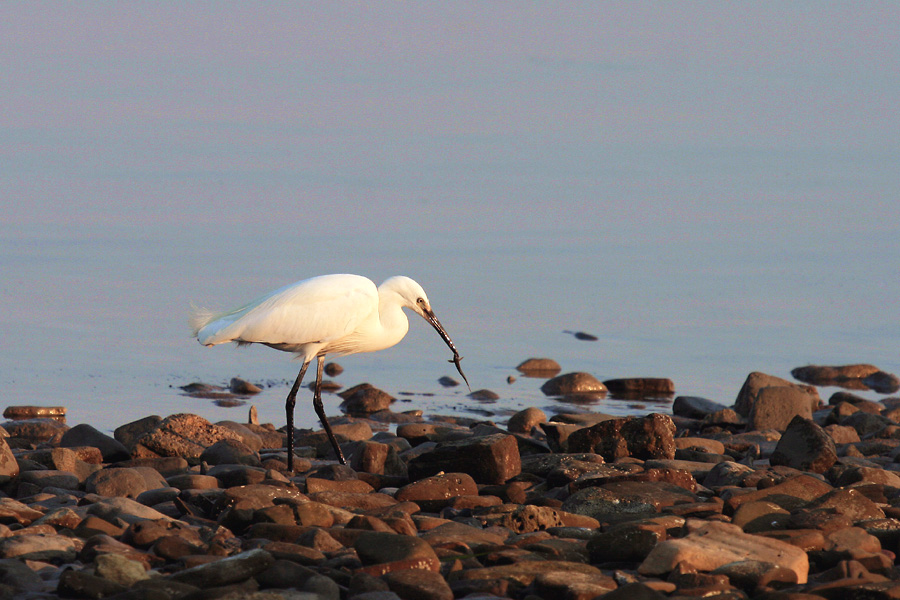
[{"x1": 423, "y1": 308, "x2": 470, "y2": 390}]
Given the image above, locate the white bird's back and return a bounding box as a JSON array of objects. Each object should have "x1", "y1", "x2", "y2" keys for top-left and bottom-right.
[{"x1": 190, "y1": 274, "x2": 424, "y2": 362}]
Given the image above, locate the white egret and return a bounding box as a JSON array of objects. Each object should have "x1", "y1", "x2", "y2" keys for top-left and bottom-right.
[{"x1": 190, "y1": 274, "x2": 468, "y2": 469}]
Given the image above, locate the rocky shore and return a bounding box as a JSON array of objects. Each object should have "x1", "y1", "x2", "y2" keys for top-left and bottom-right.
[{"x1": 1, "y1": 362, "x2": 900, "y2": 599}]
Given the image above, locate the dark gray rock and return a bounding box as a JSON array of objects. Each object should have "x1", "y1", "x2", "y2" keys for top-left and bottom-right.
[{"x1": 770, "y1": 416, "x2": 837, "y2": 474}]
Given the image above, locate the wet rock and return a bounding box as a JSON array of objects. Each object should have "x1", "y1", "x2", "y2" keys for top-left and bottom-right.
[
  {"x1": 672, "y1": 396, "x2": 728, "y2": 419},
  {"x1": 468, "y1": 389, "x2": 499, "y2": 400},
  {"x1": 604, "y1": 377, "x2": 675, "y2": 396},
  {"x1": 540, "y1": 372, "x2": 607, "y2": 396},
  {"x1": 639, "y1": 520, "x2": 809, "y2": 583},
  {"x1": 735, "y1": 371, "x2": 819, "y2": 417},
  {"x1": 59, "y1": 423, "x2": 131, "y2": 462},
  {"x1": 791, "y1": 364, "x2": 882, "y2": 387},
  {"x1": 507, "y1": 407, "x2": 547, "y2": 433},
  {"x1": 516, "y1": 358, "x2": 561, "y2": 377},
  {"x1": 864, "y1": 370, "x2": 900, "y2": 394},
  {"x1": 324, "y1": 362, "x2": 343, "y2": 376},
  {"x1": 438, "y1": 376, "x2": 459, "y2": 387},
  {"x1": 567, "y1": 413, "x2": 676, "y2": 461},
  {"x1": 3, "y1": 405, "x2": 66, "y2": 421},
  {"x1": 229, "y1": 377, "x2": 262, "y2": 394},
  {"x1": 770, "y1": 416, "x2": 837, "y2": 473},
  {"x1": 407, "y1": 433, "x2": 521, "y2": 484},
  {"x1": 340, "y1": 386, "x2": 395, "y2": 416}
]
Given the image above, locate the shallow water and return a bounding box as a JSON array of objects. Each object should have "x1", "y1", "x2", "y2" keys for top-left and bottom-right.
[{"x1": 3, "y1": 5, "x2": 899, "y2": 433}]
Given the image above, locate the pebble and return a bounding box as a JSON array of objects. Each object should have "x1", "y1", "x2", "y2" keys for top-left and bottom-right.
[{"x1": 4, "y1": 364, "x2": 900, "y2": 597}]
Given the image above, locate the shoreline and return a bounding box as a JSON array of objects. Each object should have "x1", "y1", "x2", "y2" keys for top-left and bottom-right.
[{"x1": 0, "y1": 364, "x2": 898, "y2": 598}]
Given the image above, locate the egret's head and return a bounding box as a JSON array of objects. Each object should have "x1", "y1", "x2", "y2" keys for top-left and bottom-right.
[
  {"x1": 380, "y1": 275, "x2": 431, "y2": 317},
  {"x1": 379, "y1": 275, "x2": 469, "y2": 388}
]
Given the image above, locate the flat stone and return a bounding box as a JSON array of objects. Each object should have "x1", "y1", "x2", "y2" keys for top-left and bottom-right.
[
  {"x1": 448, "y1": 561, "x2": 607, "y2": 593},
  {"x1": 199, "y1": 438, "x2": 260, "y2": 466},
  {"x1": 604, "y1": 377, "x2": 675, "y2": 396},
  {"x1": 791, "y1": 364, "x2": 881, "y2": 387},
  {"x1": 638, "y1": 520, "x2": 809, "y2": 583}
]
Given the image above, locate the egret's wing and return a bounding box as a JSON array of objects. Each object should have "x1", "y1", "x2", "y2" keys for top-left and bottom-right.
[{"x1": 197, "y1": 274, "x2": 378, "y2": 347}]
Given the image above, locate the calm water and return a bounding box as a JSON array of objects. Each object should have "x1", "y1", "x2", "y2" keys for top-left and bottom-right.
[{"x1": 3, "y1": 5, "x2": 899, "y2": 433}]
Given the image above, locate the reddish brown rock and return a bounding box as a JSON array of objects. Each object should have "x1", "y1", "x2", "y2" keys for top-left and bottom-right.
[
  {"x1": 770, "y1": 416, "x2": 837, "y2": 473},
  {"x1": 507, "y1": 407, "x2": 547, "y2": 434},
  {"x1": 603, "y1": 378, "x2": 675, "y2": 396},
  {"x1": 567, "y1": 413, "x2": 676, "y2": 461},
  {"x1": 353, "y1": 531, "x2": 440, "y2": 575},
  {"x1": 639, "y1": 521, "x2": 809, "y2": 583},
  {"x1": 130, "y1": 414, "x2": 242, "y2": 459},
  {"x1": 791, "y1": 364, "x2": 881, "y2": 386},
  {"x1": 748, "y1": 386, "x2": 815, "y2": 432},
  {"x1": 395, "y1": 472, "x2": 478, "y2": 512},
  {"x1": 735, "y1": 372, "x2": 819, "y2": 417},
  {"x1": 540, "y1": 372, "x2": 607, "y2": 396},
  {"x1": 407, "y1": 433, "x2": 521, "y2": 484},
  {"x1": 516, "y1": 358, "x2": 561, "y2": 377}
]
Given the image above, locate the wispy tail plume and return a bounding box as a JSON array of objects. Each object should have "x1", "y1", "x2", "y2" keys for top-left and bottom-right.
[{"x1": 189, "y1": 303, "x2": 218, "y2": 338}]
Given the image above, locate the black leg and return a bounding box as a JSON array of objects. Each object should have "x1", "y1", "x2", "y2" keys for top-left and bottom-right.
[
  {"x1": 313, "y1": 355, "x2": 345, "y2": 464},
  {"x1": 285, "y1": 361, "x2": 310, "y2": 472}
]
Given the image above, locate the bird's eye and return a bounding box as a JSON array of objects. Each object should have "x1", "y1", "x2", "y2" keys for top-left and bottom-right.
[{"x1": 417, "y1": 298, "x2": 425, "y2": 305}]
